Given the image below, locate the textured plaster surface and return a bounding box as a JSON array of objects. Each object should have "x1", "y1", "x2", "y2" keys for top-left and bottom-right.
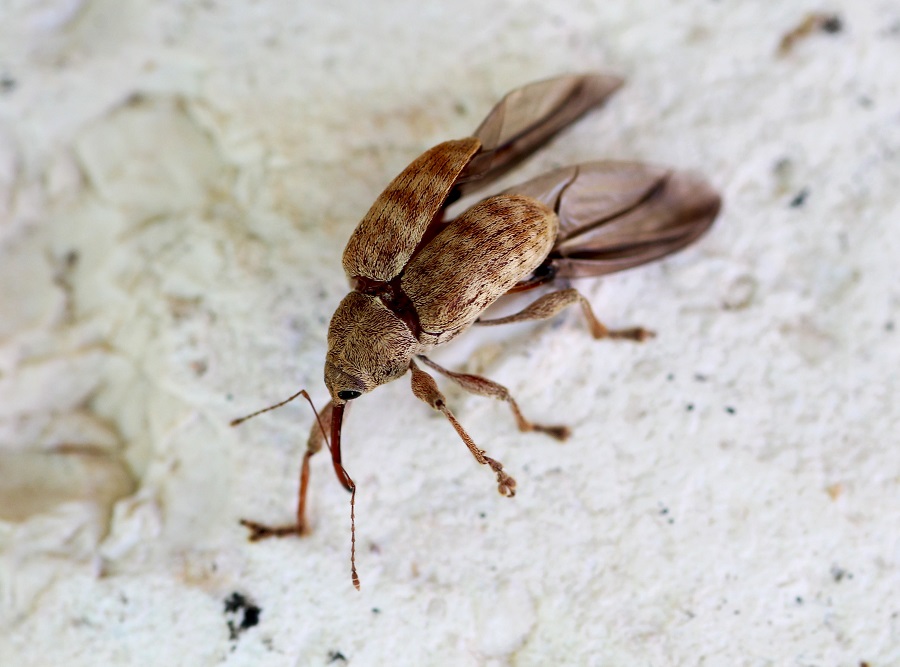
[{"x1": 0, "y1": 1, "x2": 898, "y2": 666}]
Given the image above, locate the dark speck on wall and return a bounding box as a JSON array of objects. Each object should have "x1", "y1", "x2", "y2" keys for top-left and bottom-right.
[
  {"x1": 789, "y1": 188, "x2": 809, "y2": 208},
  {"x1": 224, "y1": 592, "x2": 262, "y2": 641},
  {"x1": 821, "y1": 15, "x2": 843, "y2": 32}
]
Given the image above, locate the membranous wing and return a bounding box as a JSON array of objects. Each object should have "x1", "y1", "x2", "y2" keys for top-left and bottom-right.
[
  {"x1": 502, "y1": 162, "x2": 721, "y2": 281},
  {"x1": 455, "y1": 74, "x2": 624, "y2": 196}
]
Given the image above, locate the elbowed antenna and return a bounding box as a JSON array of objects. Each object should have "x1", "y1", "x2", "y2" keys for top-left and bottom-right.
[{"x1": 230, "y1": 388, "x2": 319, "y2": 427}]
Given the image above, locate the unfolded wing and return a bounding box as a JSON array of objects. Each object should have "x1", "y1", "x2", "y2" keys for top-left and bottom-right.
[
  {"x1": 502, "y1": 161, "x2": 721, "y2": 279},
  {"x1": 455, "y1": 74, "x2": 623, "y2": 195}
]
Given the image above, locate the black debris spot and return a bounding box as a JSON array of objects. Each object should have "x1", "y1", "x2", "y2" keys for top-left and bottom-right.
[
  {"x1": 821, "y1": 15, "x2": 843, "y2": 33},
  {"x1": 795, "y1": 596, "x2": 803, "y2": 604},
  {"x1": 371, "y1": 607, "x2": 380, "y2": 614},
  {"x1": 694, "y1": 373, "x2": 708, "y2": 382},
  {"x1": 725, "y1": 406, "x2": 736, "y2": 415},
  {"x1": 686, "y1": 403, "x2": 695, "y2": 412},
  {"x1": 224, "y1": 592, "x2": 245, "y2": 613},
  {"x1": 658, "y1": 504, "x2": 674, "y2": 524},
  {"x1": 328, "y1": 651, "x2": 348, "y2": 663},
  {"x1": 224, "y1": 592, "x2": 262, "y2": 641},
  {"x1": 242, "y1": 605, "x2": 260, "y2": 627},
  {"x1": 0, "y1": 75, "x2": 15, "y2": 93},
  {"x1": 831, "y1": 565, "x2": 852, "y2": 582},
  {"x1": 789, "y1": 188, "x2": 809, "y2": 208},
  {"x1": 885, "y1": 321, "x2": 894, "y2": 332},
  {"x1": 667, "y1": 373, "x2": 675, "y2": 381}
]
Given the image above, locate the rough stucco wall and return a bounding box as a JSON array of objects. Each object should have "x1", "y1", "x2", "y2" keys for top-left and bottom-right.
[{"x1": 0, "y1": 1, "x2": 897, "y2": 665}]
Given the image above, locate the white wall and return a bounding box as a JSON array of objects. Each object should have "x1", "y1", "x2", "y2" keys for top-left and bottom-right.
[{"x1": 1, "y1": 2, "x2": 897, "y2": 665}]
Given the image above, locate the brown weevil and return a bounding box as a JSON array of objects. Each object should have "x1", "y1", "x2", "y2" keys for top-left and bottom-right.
[{"x1": 232, "y1": 74, "x2": 721, "y2": 588}]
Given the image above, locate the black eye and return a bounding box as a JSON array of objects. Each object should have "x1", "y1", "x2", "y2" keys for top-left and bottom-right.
[{"x1": 337, "y1": 390, "x2": 361, "y2": 401}]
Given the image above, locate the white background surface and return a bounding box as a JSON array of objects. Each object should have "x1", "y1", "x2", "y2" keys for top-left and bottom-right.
[{"x1": 1, "y1": 1, "x2": 898, "y2": 665}]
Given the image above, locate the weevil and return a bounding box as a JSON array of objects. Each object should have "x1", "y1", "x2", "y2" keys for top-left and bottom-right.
[{"x1": 232, "y1": 74, "x2": 721, "y2": 588}]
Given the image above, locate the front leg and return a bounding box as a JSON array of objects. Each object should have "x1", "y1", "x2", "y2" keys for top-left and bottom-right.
[
  {"x1": 417, "y1": 355, "x2": 570, "y2": 440},
  {"x1": 409, "y1": 360, "x2": 516, "y2": 497},
  {"x1": 477, "y1": 287, "x2": 654, "y2": 341}
]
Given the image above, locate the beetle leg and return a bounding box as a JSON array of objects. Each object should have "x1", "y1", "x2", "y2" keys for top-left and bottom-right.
[
  {"x1": 239, "y1": 401, "x2": 333, "y2": 540},
  {"x1": 409, "y1": 359, "x2": 516, "y2": 497},
  {"x1": 417, "y1": 355, "x2": 570, "y2": 441},
  {"x1": 476, "y1": 287, "x2": 655, "y2": 341}
]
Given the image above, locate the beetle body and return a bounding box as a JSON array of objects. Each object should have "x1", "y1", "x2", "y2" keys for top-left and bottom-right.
[
  {"x1": 233, "y1": 74, "x2": 722, "y2": 588},
  {"x1": 329, "y1": 188, "x2": 557, "y2": 399}
]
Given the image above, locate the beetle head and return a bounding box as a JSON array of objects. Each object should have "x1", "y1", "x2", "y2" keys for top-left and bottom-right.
[{"x1": 324, "y1": 291, "x2": 419, "y2": 404}]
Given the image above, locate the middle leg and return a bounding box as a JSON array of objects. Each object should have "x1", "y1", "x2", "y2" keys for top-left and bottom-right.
[
  {"x1": 409, "y1": 359, "x2": 517, "y2": 497},
  {"x1": 417, "y1": 355, "x2": 570, "y2": 440}
]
